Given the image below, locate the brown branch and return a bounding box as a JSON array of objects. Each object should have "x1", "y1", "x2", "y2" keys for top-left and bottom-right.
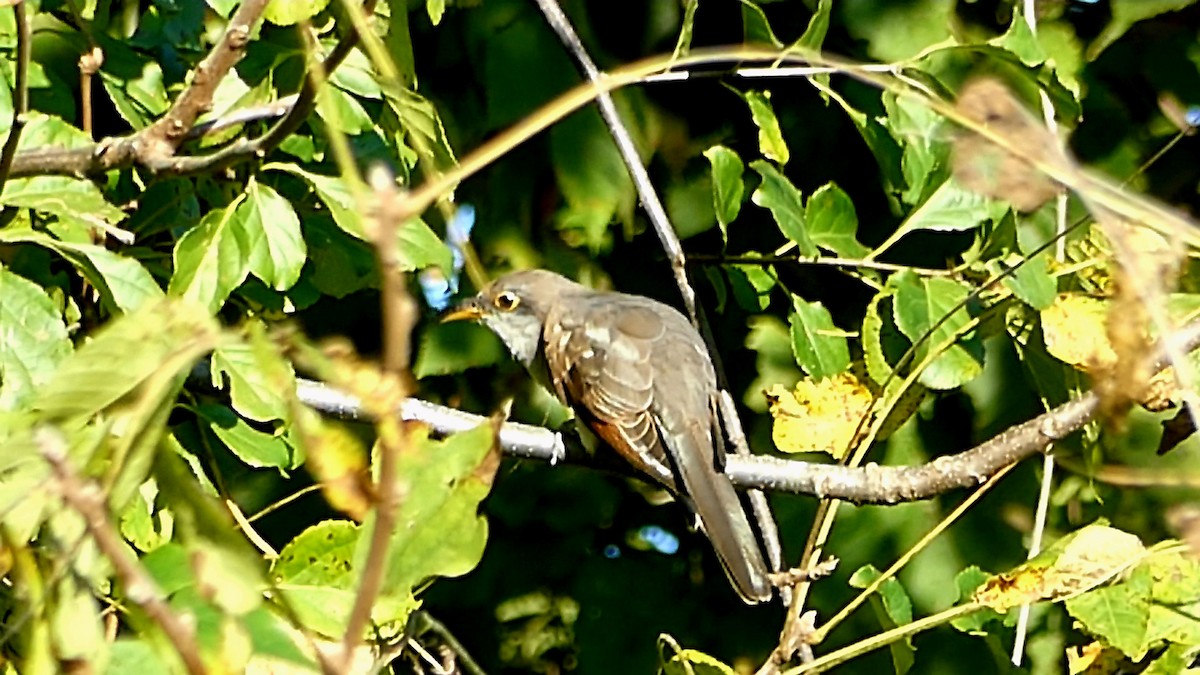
[
  {"x1": 6, "y1": 0, "x2": 374, "y2": 180},
  {"x1": 38, "y1": 429, "x2": 206, "y2": 675},
  {"x1": 0, "y1": 1, "x2": 30, "y2": 190},
  {"x1": 339, "y1": 165, "x2": 416, "y2": 666},
  {"x1": 140, "y1": 0, "x2": 270, "y2": 160}
]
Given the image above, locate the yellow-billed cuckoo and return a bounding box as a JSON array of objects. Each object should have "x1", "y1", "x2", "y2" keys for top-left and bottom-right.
[{"x1": 445, "y1": 269, "x2": 772, "y2": 603}]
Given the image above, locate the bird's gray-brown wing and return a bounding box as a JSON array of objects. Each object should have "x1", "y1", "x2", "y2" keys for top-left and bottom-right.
[
  {"x1": 543, "y1": 294, "x2": 771, "y2": 603},
  {"x1": 542, "y1": 296, "x2": 676, "y2": 488}
]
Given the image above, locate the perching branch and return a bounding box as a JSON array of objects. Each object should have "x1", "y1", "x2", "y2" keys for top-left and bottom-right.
[{"x1": 296, "y1": 316, "x2": 1200, "y2": 505}]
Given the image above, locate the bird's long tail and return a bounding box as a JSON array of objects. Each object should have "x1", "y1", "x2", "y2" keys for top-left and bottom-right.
[{"x1": 666, "y1": 419, "x2": 773, "y2": 604}]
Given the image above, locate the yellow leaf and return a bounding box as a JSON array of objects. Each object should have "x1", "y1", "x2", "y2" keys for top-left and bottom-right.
[
  {"x1": 974, "y1": 524, "x2": 1146, "y2": 612},
  {"x1": 296, "y1": 409, "x2": 373, "y2": 521},
  {"x1": 1041, "y1": 294, "x2": 1116, "y2": 369},
  {"x1": 765, "y1": 373, "x2": 874, "y2": 458}
]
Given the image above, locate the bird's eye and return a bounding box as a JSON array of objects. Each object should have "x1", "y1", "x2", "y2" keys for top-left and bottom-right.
[{"x1": 493, "y1": 291, "x2": 520, "y2": 312}]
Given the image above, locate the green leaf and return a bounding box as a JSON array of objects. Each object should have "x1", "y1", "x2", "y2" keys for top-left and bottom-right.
[
  {"x1": 745, "y1": 315, "x2": 803, "y2": 412},
  {"x1": 750, "y1": 160, "x2": 817, "y2": 256},
  {"x1": 739, "y1": 0, "x2": 782, "y2": 47},
  {"x1": 210, "y1": 321, "x2": 297, "y2": 424},
  {"x1": 0, "y1": 230, "x2": 163, "y2": 313},
  {"x1": 0, "y1": 176, "x2": 126, "y2": 226},
  {"x1": 273, "y1": 520, "x2": 419, "y2": 638},
  {"x1": 98, "y1": 38, "x2": 169, "y2": 129},
  {"x1": 383, "y1": 86, "x2": 458, "y2": 169},
  {"x1": 796, "y1": 0, "x2": 833, "y2": 49},
  {"x1": 1000, "y1": 253, "x2": 1056, "y2": 310},
  {"x1": 704, "y1": 145, "x2": 745, "y2": 240},
  {"x1": 168, "y1": 203, "x2": 252, "y2": 314},
  {"x1": 119, "y1": 481, "x2": 173, "y2": 553},
  {"x1": 1065, "y1": 567, "x2": 1153, "y2": 659},
  {"x1": 726, "y1": 262, "x2": 775, "y2": 312},
  {"x1": 195, "y1": 403, "x2": 294, "y2": 470},
  {"x1": 849, "y1": 564, "x2": 915, "y2": 673},
  {"x1": 316, "y1": 85, "x2": 374, "y2": 135},
  {"x1": 895, "y1": 179, "x2": 1011, "y2": 236},
  {"x1": 265, "y1": 164, "x2": 453, "y2": 274},
  {"x1": 239, "y1": 178, "x2": 306, "y2": 291},
  {"x1": 265, "y1": 164, "x2": 365, "y2": 238},
  {"x1": 849, "y1": 565, "x2": 914, "y2": 625},
  {"x1": 663, "y1": 648, "x2": 737, "y2": 675},
  {"x1": 1090, "y1": 0, "x2": 1200, "y2": 58},
  {"x1": 329, "y1": 49, "x2": 383, "y2": 100},
  {"x1": 427, "y1": 0, "x2": 445, "y2": 24},
  {"x1": 806, "y1": 182, "x2": 869, "y2": 257},
  {"x1": 264, "y1": 0, "x2": 332, "y2": 26},
  {"x1": 35, "y1": 300, "x2": 220, "y2": 420},
  {"x1": 891, "y1": 273, "x2": 984, "y2": 390},
  {"x1": 862, "y1": 290, "x2": 909, "y2": 386},
  {"x1": 950, "y1": 566, "x2": 1002, "y2": 632},
  {"x1": 550, "y1": 106, "x2": 635, "y2": 253},
  {"x1": 0, "y1": 267, "x2": 71, "y2": 411},
  {"x1": 882, "y1": 91, "x2": 950, "y2": 206},
  {"x1": 741, "y1": 90, "x2": 789, "y2": 165},
  {"x1": 789, "y1": 298, "x2": 850, "y2": 379},
  {"x1": 106, "y1": 639, "x2": 172, "y2": 675},
  {"x1": 841, "y1": 0, "x2": 956, "y2": 61},
  {"x1": 242, "y1": 606, "x2": 315, "y2": 668},
  {"x1": 361, "y1": 424, "x2": 497, "y2": 594},
  {"x1": 385, "y1": 1, "x2": 417, "y2": 88},
  {"x1": 303, "y1": 216, "x2": 378, "y2": 298}
]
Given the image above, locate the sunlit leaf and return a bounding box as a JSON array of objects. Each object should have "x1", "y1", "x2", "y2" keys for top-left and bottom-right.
[
  {"x1": 750, "y1": 160, "x2": 816, "y2": 256},
  {"x1": 0, "y1": 267, "x2": 71, "y2": 411},
  {"x1": 766, "y1": 373, "x2": 873, "y2": 457},
  {"x1": 789, "y1": 298, "x2": 850, "y2": 378},
  {"x1": 0, "y1": 229, "x2": 163, "y2": 313},
  {"x1": 805, "y1": 182, "x2": 869, "y2": 258},
  {"x1": 240, "y1": 178, "x2": 306, "y2": 292},
  {"x1": 168, "y1": 204, "x2": 252, "y2": 314},
  {"x1": 891, "y1": 273, "x2": 983, "y2": 390},
  {"x1": 359, "y1": 424, "x2": 498, "y2": 594},
  {"x1": 740, "y1": 90, "x2": 788, "y2": 165},
  {"x1": 703, "y1": 145, "x2": 745, "y2": 240},
  {"x1": 272, "y1": 520, "x2": 419, "y2": 638},
  {"x1": 264, "y1": 0, "x2": 332, "y2": 26}
]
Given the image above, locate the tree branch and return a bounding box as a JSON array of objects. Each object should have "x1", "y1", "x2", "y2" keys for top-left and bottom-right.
[
  {"x1": 38, "y1": 429, "x2": 206, "y2": 675},
  {"x1": 0, "y1": 1, "x2": 30, "y2": 191},
  {"x1": 296, "y1": 316, "x2": 1200, "y2": 505},
  {"x1": 6, "y1": 0, "x2": 375, "y2": 180}
]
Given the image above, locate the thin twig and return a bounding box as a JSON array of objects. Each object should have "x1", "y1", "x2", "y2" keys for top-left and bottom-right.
[
  {"x1": 340, "y1": 165, "x2": 416, "y2": 667},
  {"x1": 532, "y1": 0, "x2": 697, "y2": 322},
  {"x1": 0, "y1": 0, "x2": 30, "y2": 192},
  {"x1": 38, "y1": 428, "x2": 206, "y2": 675}
]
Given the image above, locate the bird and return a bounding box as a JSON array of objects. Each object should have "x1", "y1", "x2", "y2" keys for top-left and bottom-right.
[{"x1": 444, "y1": 269, "x2": 772, "y2": 603}]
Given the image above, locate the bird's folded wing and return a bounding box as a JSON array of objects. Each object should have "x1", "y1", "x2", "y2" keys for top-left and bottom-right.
[{"x1": 542, "y1": 300, "x2": 675, "y2": 488}]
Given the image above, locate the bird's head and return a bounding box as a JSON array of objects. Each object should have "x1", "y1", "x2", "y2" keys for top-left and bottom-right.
[{"x1": 442, "y1": 270, "x2": 581, "y2": 366}]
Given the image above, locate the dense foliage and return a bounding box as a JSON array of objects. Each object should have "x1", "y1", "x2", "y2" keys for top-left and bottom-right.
[{"x1": 2, "y1": 0, "x2": 1200, "y2": 673}]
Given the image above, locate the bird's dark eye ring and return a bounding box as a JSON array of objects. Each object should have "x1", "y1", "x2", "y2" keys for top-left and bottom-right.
[{"x1": 493, "y1": 291, "x2": 520, "y2": 312}]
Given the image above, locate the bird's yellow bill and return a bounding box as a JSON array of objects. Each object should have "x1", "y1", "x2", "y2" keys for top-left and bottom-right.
[{"x1": 440, "y1": 304, "x2": 483, "y2": 323}]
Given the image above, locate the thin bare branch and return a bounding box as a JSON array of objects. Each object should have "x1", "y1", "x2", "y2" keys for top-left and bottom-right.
[
  {"x1": 0, "y1": 1, "x2": 29, "y2": 191},
  {"x1": 39, "y1": 429, "x2": 206, "y2": 675}
]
